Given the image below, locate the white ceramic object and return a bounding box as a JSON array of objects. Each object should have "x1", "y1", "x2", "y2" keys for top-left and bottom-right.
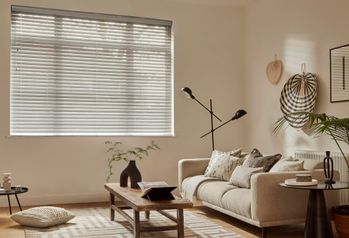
[
  {"x1": 2, "y1": 173, "x2": 12, "y2": 191},
  {"x1": 284, "y1": 178, "x2": 318, "y2": 186}
]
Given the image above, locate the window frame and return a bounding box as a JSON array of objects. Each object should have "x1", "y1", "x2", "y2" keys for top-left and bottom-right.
[{"x1": 10, "y1": 5, "x2": 174, "y2": 137}]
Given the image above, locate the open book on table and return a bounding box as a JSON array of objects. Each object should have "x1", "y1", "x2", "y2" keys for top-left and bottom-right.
[{"x1": 138, "y1": 181, "x2": 176, "y2": 201}]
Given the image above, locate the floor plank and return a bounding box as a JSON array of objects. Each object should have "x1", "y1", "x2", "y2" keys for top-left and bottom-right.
[{"x1": 0, "y1": 202, "x2": 339, "y2": 238}]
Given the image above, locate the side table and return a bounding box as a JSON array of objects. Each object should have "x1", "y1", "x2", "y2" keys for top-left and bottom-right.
[
  {"x1": 0, "y1": 186, "x2": 28, "y2": 214},
  {"x1": 280, "y1": 181, "x2": 349, "y2": 238}
]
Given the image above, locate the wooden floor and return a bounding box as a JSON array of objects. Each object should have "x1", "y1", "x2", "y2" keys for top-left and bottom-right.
[{"x1": 0, "y1": 202, "x2": 339, "y2": 238}]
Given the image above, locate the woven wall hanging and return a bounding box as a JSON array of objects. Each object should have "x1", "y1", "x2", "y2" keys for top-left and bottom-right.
[{"x1": 280, "y1": 64, "x2": 318, "y2": 128}]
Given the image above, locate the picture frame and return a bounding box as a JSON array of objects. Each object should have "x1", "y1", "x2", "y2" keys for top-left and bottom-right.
[{"x1": 330, "y1": 44, "x2": 349, "y2": 103}]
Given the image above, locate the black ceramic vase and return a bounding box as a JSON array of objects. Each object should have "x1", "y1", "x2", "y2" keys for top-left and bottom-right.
[{"x1": 120, "y1": 160, "x2": 142, "y2": 188}]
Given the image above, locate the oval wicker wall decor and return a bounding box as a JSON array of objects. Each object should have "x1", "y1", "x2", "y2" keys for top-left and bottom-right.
[
  {"x1": 266, "y1": 55, "x2": 283, "y2": 85},
  {"x1": 280, "y1": 72, "x2": 318, "y2": 128}
]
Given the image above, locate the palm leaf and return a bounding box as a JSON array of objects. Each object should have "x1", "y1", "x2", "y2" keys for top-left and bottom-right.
[{"x1": 274, "y1": 112, "x2": 349, "y2": 170}]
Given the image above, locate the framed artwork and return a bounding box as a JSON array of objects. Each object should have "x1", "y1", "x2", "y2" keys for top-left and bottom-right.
[{"x1": 330, "y1": 44, "x2": 349, "y2": 102}]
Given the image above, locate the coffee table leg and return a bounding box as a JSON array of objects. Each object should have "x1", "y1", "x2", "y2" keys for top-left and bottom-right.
[
  {"x1": 177, "y1": 209, "x2": 184, "y2": 238},
  {"x1": 110, "y1": 193, "x2": 115, "y2": 221},
  {"x1": 134, "y1": 210, "x2": 140, "y2": 238},
  {"x1": 14, "y1": 194, "x2": 22, "y2": 211},
  {"x1": 145, "y1": 211, "x2": 150, "y2": 219}
]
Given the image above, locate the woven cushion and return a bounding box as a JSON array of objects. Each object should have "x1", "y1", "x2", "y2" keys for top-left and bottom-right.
[
  {"x1": 11, "y1": 206, "x2": 75, "y2": 228},
  {"x1": 242, "y1": 148, "x2": 282, "y2": 172},
  {"x1": 243, "y1": 152, "x2": 282, "y2": 172}
]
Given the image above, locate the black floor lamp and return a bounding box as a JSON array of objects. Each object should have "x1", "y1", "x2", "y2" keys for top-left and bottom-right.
[{"x1": 181, "y1": 87, "x2": 246, "y2": 151}]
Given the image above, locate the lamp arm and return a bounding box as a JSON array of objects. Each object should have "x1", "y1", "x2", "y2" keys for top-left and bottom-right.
[
  {"x1": 200, "y1": 118, "x2": 233, "y2": 138},
  {"x1": 193, "y1": 98, "x2": 222, "y2": 122}
]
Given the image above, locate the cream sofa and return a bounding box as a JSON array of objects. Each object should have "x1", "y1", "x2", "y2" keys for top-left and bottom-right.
[{"x1": 178, "y1": 158, "x2": 340, "y2": 238}]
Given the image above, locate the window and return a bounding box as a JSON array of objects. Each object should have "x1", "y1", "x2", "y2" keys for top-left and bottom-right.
[{"x1": 10, "y1": 6, "x2": 173, "y2": 136}]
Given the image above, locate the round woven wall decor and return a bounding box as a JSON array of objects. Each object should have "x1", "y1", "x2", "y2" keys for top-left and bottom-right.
[{"x1": 280, "y1": 72, "x2": 318, "y2": 128}]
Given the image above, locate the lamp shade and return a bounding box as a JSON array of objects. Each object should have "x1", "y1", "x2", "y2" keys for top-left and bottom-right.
[
  {"x1": 181, "y1": 87, "x2": 195, "y2": 99},
  {"x1": 232, "y1": 109, "x2": 247, "y2": 120}
]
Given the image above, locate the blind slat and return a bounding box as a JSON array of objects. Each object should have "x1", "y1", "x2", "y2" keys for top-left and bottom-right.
[{"x1": 11, "y1": 6, "x2": 173, "y2": 136}]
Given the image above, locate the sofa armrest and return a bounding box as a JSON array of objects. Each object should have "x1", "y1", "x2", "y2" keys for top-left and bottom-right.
[
  {"x1": 178, "y1": 158, "x2": 210, "y2": 192},
  {"x1": 250, "y1": 170, "x2": 340, "y2": 225}
]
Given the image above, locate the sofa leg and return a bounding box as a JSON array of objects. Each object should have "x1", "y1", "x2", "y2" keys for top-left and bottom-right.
[{"x1": 261, "y1": 227, "x2": 267, "y2": 238}]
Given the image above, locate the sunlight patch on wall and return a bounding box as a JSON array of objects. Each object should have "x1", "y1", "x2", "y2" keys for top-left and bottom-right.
[
  {"x1": 284, "y1": 35, "x2": 316, "y2": 75},
  {"x1": 283, "y1": 128, "x2": 320, "y2": 156},
  {"x1": 282, "y1": 35, "x2": 318, "y2": 154}
]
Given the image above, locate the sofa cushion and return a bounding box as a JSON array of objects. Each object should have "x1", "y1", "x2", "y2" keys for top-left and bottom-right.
[
  {"x1": 197, "y1": 181, "x2": 236, "y2": 207},
  {"x1": 204, "y1": 149, "x2": 242, "y2": 175},
  {"x1": 229, "y1": 166, "x2": 263, "y2": 188},
  {"x1": 11, "y1": 206, "x2": 75, "y2": 228},
  {"x1": 243, "y1": 148, "x2": 263, "y2": 162},
  {"x1": 270, "y1": 159, "x2": 304, "y2": 172},
  {"x1": 181, "y1": 175, "x2": 220, "y2": 201},
  {"x1": 205, "y1": 155, "x2": 245, "y2": 181},
  {"x1": 221, "y1": 188, "x2": 252, "y2": 218},
  {"x1": 302, "y1": 159, "x2": 323, "y2": 170},
  {"x1": 243, "y1": 153, "x2": 282, "y2": 172}
]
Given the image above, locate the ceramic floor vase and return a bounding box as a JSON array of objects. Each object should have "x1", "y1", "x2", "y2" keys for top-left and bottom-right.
[
  {"x1": 333, "y1": 205, "x2": 349, "y2": 238},
  {"x1": 120, "y1": 160, "x2": 142, "y2": 188}
]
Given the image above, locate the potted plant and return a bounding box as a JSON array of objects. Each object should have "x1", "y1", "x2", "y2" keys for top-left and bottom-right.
[
  {"x1": 105, "y1": 141, "x2": 159, "y2": 188},
  {"x1": 274, "y1": 112, "x2": 349, "y2": 237}
]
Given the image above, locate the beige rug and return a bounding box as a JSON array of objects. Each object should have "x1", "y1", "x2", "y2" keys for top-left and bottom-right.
[{"x1": 24, "y1": 207, "x2": 245, "y2": 238}]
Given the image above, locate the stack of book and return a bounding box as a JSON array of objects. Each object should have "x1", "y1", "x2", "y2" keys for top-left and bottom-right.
[{"x1": 138, "y1": 181, "x2": 176, "y2": 201}]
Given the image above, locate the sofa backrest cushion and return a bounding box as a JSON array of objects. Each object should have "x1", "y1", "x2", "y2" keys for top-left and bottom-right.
[
  {"x1": 204, "y1": 148, "x2": 242, "y2": 175},
  {"x1": 270, "y1": 156, "x2": 323, "y2": 172},
  {"x1": 243, "y1": 152, "x2": 282, "y2": 172},
  {"x1": 302, "y1": 159, "x2": 324, "y2": 170},
  {"x1": 204, "y1": 154, "x2": 245, "y2": 181},
  {"x1": 229, "y1": 166, "x2": 263, "y2": 188},
  {"x1": 269, "y1": 159, "x2": 304, "y2": 172}
]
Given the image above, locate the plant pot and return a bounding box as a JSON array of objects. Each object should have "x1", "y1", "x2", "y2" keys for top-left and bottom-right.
[
  {"x1": 119, "y1": 160, "x2": 142, "y2": 188},
  {"x1": 333, "y1": 205, "x2": 349, "y2": 238}
]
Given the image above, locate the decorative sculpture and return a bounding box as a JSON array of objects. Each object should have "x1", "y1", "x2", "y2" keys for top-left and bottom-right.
[{"x1": 324, "y1": 151, "x2": 335, "y2": 184}]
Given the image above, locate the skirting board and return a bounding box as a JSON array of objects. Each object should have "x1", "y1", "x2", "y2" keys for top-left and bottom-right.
[{"x1": 0, "y1": 192, "x2": 108, "y2": 207}]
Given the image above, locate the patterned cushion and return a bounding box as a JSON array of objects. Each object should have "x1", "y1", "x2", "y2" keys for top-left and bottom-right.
[
  {"x1": 204, "y1": 148, "x2": 242, "y2": 175},
  {"x1": 242, "y1": 148, "x2": 263, "y2": 164},
  {"x1": 229, "y1": 166, "x2": 263, "y2": 188},
  {"x1": 243, "y1": 151, "x2": 282, "y2": 172},
  {"x1": 11, "y1": 206, "x2": 75, "y2": 228},
  {"x1": 204, "y1": 154, "x2": 245, "y2": 181}
]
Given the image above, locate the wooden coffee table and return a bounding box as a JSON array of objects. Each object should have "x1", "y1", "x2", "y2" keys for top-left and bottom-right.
[{"x1": 104, "y1": 183, "x2": 193, "y2": 238}]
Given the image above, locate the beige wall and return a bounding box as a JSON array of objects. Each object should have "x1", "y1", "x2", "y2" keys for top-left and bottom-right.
[
  {"x1": 0, "y1": 0, "x2": 245, "y2": 205},
  {"x1": 244, "y1": 0, "x2": 349, "y2": 156}
]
